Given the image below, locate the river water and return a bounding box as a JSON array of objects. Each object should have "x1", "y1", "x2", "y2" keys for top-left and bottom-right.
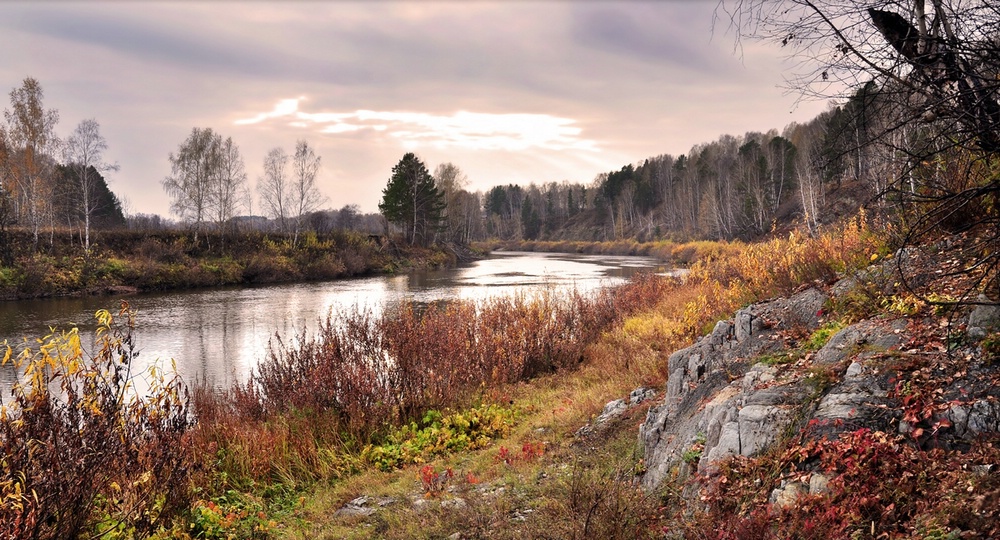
[{"x1": 0, "y1": 251, "x2": 664, "y2": 391}]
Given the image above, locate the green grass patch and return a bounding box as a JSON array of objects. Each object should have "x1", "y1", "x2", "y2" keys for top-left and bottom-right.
[
  {"x1": 804, "y1": 320, "x2": 847, "y2": 352},
  {"x1": 361, "y1": 404, "x2": 518, "y2": 471}
]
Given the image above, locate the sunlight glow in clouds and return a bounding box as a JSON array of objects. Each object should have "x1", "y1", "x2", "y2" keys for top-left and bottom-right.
[{"x1": 236, "y1": 98, "x2": 598, "y2": 152}]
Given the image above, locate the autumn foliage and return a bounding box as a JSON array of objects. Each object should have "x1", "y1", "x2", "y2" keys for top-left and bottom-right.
[{"x1": 0, "y1": 302, "x2": 190, "y2": 540}]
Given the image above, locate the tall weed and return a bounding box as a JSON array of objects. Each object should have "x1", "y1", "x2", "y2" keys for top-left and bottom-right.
[
  {"x1": 0, "y1": 302, "x2": 191, "y2": 540},
  {"x1": 195, "y1": 273, "x2": 673, "y2": 486}
]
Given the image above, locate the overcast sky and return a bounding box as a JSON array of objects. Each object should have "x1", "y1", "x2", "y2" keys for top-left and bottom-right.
[{"x1": 0, "y1": 1, "x2": 831, "y2": 217}]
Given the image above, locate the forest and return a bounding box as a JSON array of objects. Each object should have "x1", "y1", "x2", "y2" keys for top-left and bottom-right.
[{"x1": 0, "y1": 75, "x2": 927, "y2": 258}]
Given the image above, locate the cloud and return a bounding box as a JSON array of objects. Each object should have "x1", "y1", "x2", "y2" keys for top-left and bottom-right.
[
  {"x1": 0, "y1": 1, "x2": 832, "y2": 217},
  {"x1": 236, "y1": 98, "x2": 598, "y2": 152},
  {"x1": 571, "y1": 3, "x2": 733, "y2": 76}
]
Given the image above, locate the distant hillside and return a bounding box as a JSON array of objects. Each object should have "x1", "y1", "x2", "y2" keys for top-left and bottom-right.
[{"x1": 474, "y1": 86, "x2": 891, "y2": 244}]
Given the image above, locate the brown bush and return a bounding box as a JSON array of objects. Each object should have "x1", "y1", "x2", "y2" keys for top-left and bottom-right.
[
  {"x1": 194, "y1": 272, "x2": 673, "y2": 486},
  {"x1": 0, "y1": 302, "x2": 191, "y2": 540},
  {"x1": 243, "y1": 254, "x2": 298, "y2": 283}
]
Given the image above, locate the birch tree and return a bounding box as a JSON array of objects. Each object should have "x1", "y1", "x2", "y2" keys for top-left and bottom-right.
[
  {"x1": 258, "y1": 147, "x2": 290, "y2": 233},
  {"x1": 162, "y1": 127, "x2": 219, "y2": 242},
  {"x1": 4, "y1": 77, "x2": 59, "y2": 247},
  {"x1": 63, "y1": 118, "x2": 118, "y2": 251},
  {"x1": 213, "y1": 136, "x2": 248, "y2": 232},
  {"x1": 433, "y1": 162, "x2": 469, "y2": 242},
  {"x1": 290, "y1": 139, "x2": 325, "y2": 245}
]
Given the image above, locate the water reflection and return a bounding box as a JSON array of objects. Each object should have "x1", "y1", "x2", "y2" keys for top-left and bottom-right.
[{"x1": 1, "y1": 251, "x2": 665, "y2": 391}]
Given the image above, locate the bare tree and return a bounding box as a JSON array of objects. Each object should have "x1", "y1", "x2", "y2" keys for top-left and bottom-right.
[
  {"x1": 722, "y1": 0, "x2": 1000, "y2": 299},
  {"x1": 290, "y1": 140, "x2": 325, "y2": 245},
  {"x1": 162, "y1": 127, "x2": 219, "y2": 242},
  {"x1": 258, "y1": 147, "x2": 290, "y2": 233},
  {"x1": 213, "y1": 136, "x2": 248, "y2": 233},
  {"x1": 63, "y1": 118, "x2": 118, "y2": 252},
  {"x1": 4, "y1": 77, "x2": 59, "y2": 247},
  {"x1": 719, "y1": 0, "x2": 999, "y2": 150}
]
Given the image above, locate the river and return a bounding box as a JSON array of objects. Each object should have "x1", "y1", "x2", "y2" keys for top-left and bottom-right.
[{"x1": 0, "y1": 251, "x2": 664, "y2": 391}]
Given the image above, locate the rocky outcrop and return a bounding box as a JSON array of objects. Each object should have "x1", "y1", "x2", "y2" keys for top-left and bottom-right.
[
  {"x1": 641, "y1": 288, "x2": 828, "y2": 488},
  {"x1": 640, "y1": 276, "x2": 1000, "y2": 490},
  {"x1": 967, "y1": 294, "x2": 1000, "y2": 339},
  {"x1": 577, "y1": 386, "x2": 657, "y2": 438}
]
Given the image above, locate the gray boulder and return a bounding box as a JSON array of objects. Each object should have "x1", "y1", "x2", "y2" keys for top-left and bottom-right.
[{"x1": 641, "y1": 288, "x2": 827, "y2": 488}]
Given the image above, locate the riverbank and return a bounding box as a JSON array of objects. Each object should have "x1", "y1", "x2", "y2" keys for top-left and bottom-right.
[
  {"x1": 475, "y1": 238, "x2": 744, "y2": 267},
  {"x1": 292, "y1": 222, "x2": 1000, "y2": 540},
  {"x1": 15, "y1": 215, "x2": 998, "y2": 538},
  {"x1": 0, "y1": 229, "x2": 473, "y2": 300}
]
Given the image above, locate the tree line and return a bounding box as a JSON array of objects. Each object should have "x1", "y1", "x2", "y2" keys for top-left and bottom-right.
[
  {"x1": 0, "y1": 74, "x2": 953, "y2": 258},
  {"x1": 9, "y1": 0, "x2": 999, "y2": 266},
  {"x1": 161, "y1": 129, "x2": 330, "y2": 248},
  {"x1": 389, "y1": 0, "x2": 998, "y2": 251},
  {"x1": 0, "y1": 73, "x2": 922, "y2": 260},
  {"x1": 719, "y1": 0, "x2": 1000, "y2": 301}
]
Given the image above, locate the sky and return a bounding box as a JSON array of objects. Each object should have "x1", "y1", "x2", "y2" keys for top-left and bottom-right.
[{"x1": 0, "y1": 1, "x2": 832, "y2": 217}]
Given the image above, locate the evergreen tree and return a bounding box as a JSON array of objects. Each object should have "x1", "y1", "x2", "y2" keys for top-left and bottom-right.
[
  {"x1": 54, "y1": 164, "x2": 125, "y2": 232},
  {"x1": 379, "y1": 153, "x2": 445, "y2": 246}
]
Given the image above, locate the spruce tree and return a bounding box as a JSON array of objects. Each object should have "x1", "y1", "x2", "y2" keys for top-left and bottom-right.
[{"x1": 379, "y1": 153, "x2": 445, "y2": 246}]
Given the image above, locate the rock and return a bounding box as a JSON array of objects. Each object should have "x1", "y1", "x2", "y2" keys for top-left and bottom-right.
[
  {"x1": 968, "y1": 295, "x2": 1000, "y2": 339},
  {"x1": 971, "y1": 464, "x2": 994, "y2": 476},
  {"x1": 845, "y1": 361, "x2": 863, "y2": 378},
  {"x1": 946, "y1": 399, "x2": 1000, "y2": 438},
  {"x1": 831, "y1": 276, "x2": 859, "y2": 298},
  {"x1": 812, "y1": 372, "x2": 892, "y2": 436},
  {"x1": 335, "y1": 496, "x2": 377, "y2": 517},
  {"x1": 581, "y1": 389, "x2": 656, "y2": 437},
  {"x1": 813, "y1": 318, "x2": 906, "y2": 366},
  {"x1": 412, "y1": 498, "x2": 430, "y2": 512},
  {"x1": 782, "y1": 288, "x2": 828, "y2": 329},
  {"x1": 629, "y1": 386, "x2": 657, "y2": 406},
  {"x1": 738, "y1": 404, "x2": 796, "y2": 456},
  {"x1": 641, "y1": 289, "x2": 832, "y2": 489},
  {"x1": 596, "y1": 399, "x2": 627, "y2": 424},
  {"x1": 770, "y1": 481, "x2": 808, "y2": 508},
  {"x1": 441, "y1": 497, "x2": 467, "y2": 510},
  {"x1": 813, "y1": 326, "x2": 865, "y2": 365},
  {"x1": 641, "y1": 264, "x2": 1000, "y2": 503},
  {"x1": 815, "y1": 392, "x2": 869, "y2": 420},
  {"x1": 809, "y1": 473, "x2": 830, "y2": 495},
  {"x1": 703, "y1": 420, "x2": 741, "y2": 465},
  {"x1": 511, "y1": 508, "x2": 534, "y2": 522}
]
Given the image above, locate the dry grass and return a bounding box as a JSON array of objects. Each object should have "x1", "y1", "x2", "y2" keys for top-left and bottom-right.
[
  {"x1": 271, "y1": 216, "x2": 885, "y2": 538},
  {"x1": 0, "y1": 215, "x2": 887, "y2": 538}
]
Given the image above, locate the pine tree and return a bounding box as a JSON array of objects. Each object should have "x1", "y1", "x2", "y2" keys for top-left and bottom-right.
[{"x1": 379, "y1": 153, "x2": 445, "y2": 246}]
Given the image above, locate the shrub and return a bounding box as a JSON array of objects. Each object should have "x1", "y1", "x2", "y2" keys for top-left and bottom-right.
[
  {"x1": 0, "y1": 302, "x2": 191, "y2": 539},
  {"x1": 360, "y1": 405, "x2": 516, "y2": 471},
  {"x1": 191, "y1": 272, "x2": 673, "y2": 492},
  {"x1": 681, "y1": 427, "x2": 1000, "y2": 539},
  {"x1": 243, "y1": 254, "x2": 297, "y2": 283}
]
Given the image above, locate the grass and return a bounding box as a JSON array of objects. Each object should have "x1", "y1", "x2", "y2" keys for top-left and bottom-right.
[
  {"x1": 252, "y1": 215, "x2": 887, "y2": 538},
  {"x1": 0, "y1": 213, "x2": 896, "y2": 538},
  {"x1": 0, "y1": 228, "x2": 448, "y2": 299}
]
